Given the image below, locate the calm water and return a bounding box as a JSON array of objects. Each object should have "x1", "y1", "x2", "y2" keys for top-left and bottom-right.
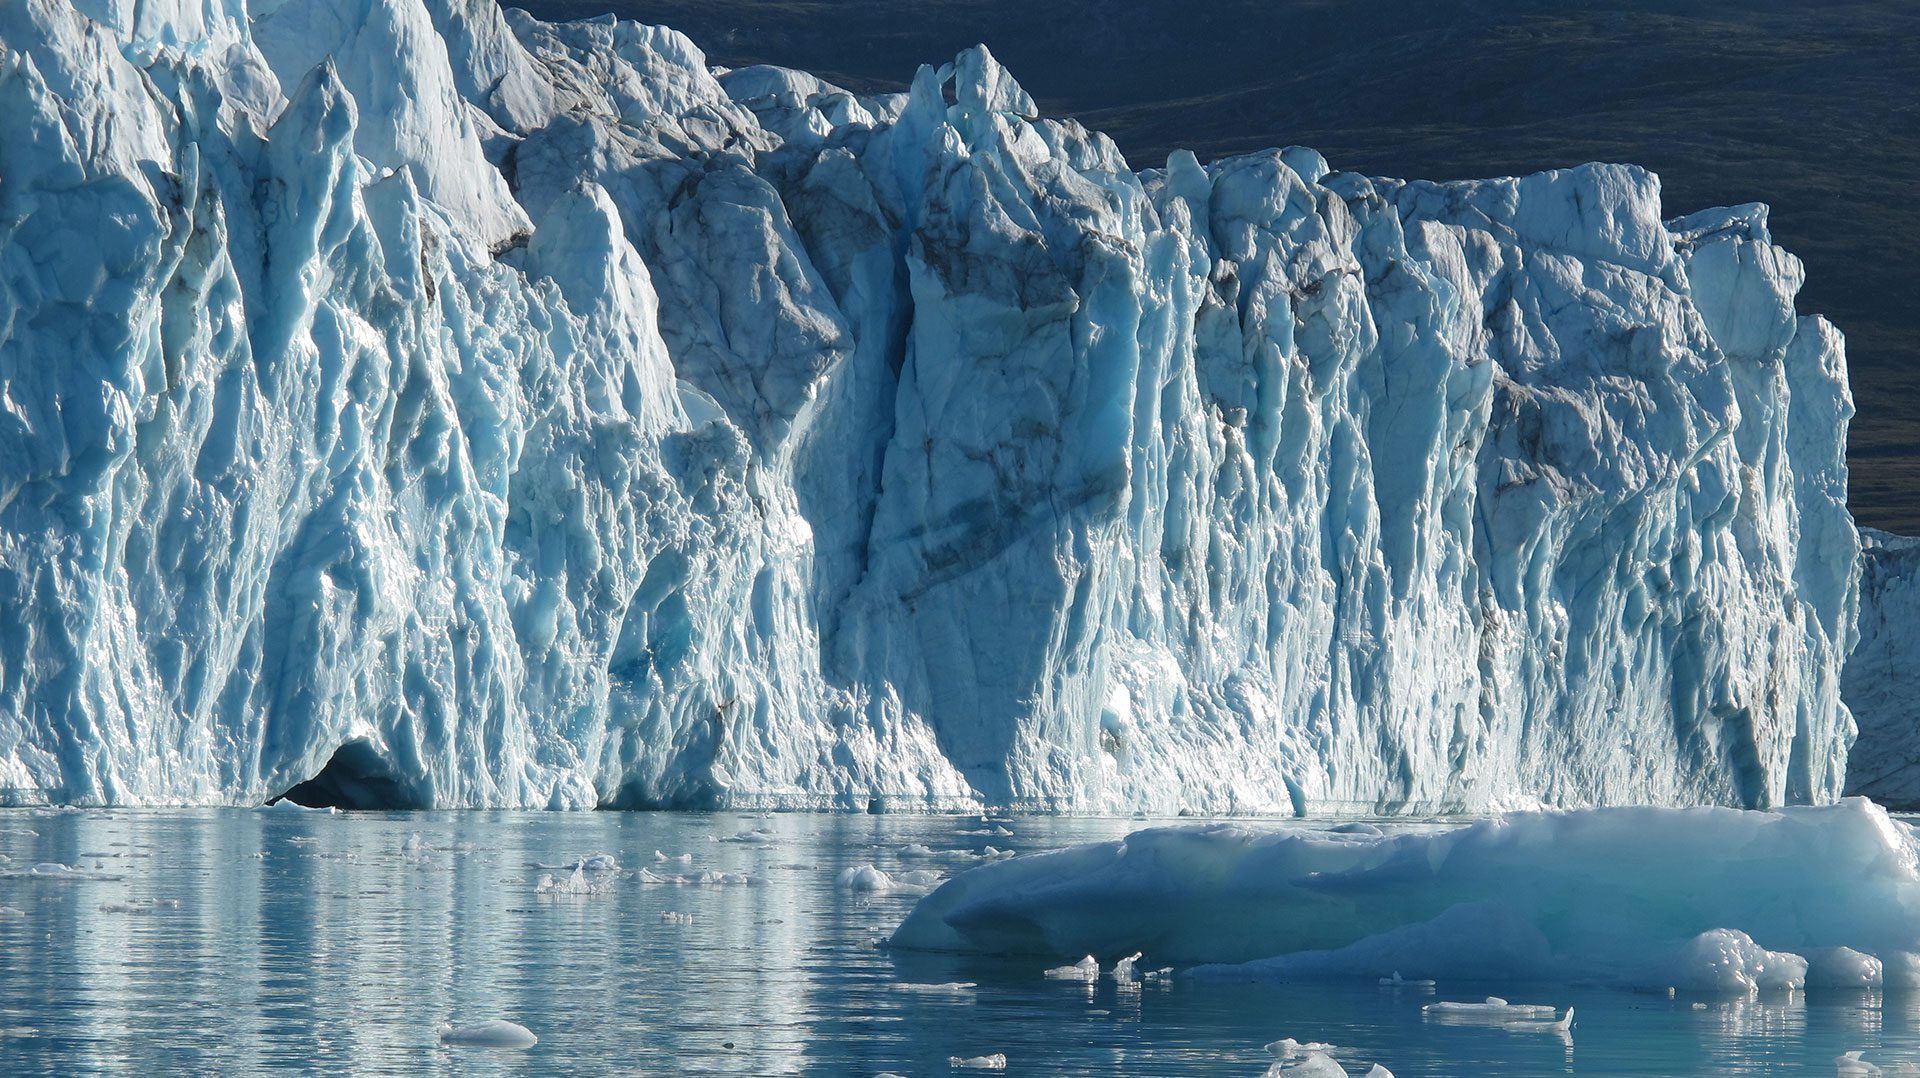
[{"x1": 1, "y1": 809, "x2": 1916, "y2": 1076}]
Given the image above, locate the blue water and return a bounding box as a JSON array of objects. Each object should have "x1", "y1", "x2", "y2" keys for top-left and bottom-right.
[{"x1": 2, "y1": 809, "x2": 1916, "y2": 1076}]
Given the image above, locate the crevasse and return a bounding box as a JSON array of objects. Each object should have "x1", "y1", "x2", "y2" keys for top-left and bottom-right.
[{"x1": 0, "y1": 0, "x2": 1858, "y2": 810}]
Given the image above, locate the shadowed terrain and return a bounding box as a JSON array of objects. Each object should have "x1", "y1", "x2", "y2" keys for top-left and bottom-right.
[{"x1": 517, "y1": 0, "x2": 1920, "y2": 531}]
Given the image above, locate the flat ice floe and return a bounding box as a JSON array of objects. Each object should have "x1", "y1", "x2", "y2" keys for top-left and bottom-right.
[
  {"x1": 891, "y1": 800, "x2": 1920, "y2": 992},
  {"x1": 439, "y1": 1020, "x2": 538, "y2": 1048}
]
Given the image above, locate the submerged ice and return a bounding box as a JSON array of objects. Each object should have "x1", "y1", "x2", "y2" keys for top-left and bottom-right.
[
  {"x1": 889, "y1": 799, "x2": 1920, "y2": 992},
  {"x1": 0, "y1": 0, "x2": 1859, "y2": 811}
]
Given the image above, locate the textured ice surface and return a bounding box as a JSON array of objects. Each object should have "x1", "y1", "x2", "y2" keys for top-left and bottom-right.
[
  {"x1": 0, "y1": 0, "x2": 1858, "y2": 810},
  {"x1": 890, "y1": 799, "x2": 1920, "y2": 992},
  {"x1": 1844, "y1": 529, "x2": 1920, "y2": 806}
]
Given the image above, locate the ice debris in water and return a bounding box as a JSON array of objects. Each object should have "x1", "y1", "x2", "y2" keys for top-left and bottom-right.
[
  {"x1": 1043, "y1": 956, "x2": 1101, "y2": 983},
  {"x1": 537, "y1": 854, "x2": 620, "y2": 874},
  {"x1": 1266, "y1": 1039, "x2": 1336, "y2": 1058},
  {"x1": 1, "y1": 863, "x2": 123, "y2": 882},
  {"x1": 1111, "y1": 952, "x2": 1143, "y2": 984},
  {"x1": 1423, "y1": 997, "x2": 1558, "y2": 1020},
  {"x1": 1378, "y1": 971, "x2": 1435, "y2": 988},
  {"x1": 1839, "y1": 1051, "x2": 1920, "y2": 1077},
  {"x1": 261, "y1": 801, "x2": 339, "y2": 814},
  {"x1": 660, "y1": 911, "x2": 694, "y2": 925},
  {"x1": 719, "y1": 830, "x2": 778, "y2": 845},
  {"x1": 536, "y1": 865, "x2": 602, "y2": 896},
  {"x1": 638, "y1": 868, "x2": 762, "y2": 886},
  {"x1": 893, "y1": 981, "x2": 977, "y2": 994},
  {"x1": 948, "y1": 1055, "x2": 1006, "y2": 1070},
  {"x1": 893, "y1": 801, "x2": 1920, "y2": 992},
  {"x1": 1262, "y1": 1052, "x2": 1376, "y2": 1077},
  {"x1": 440, "y1": 1020, "x2": 538, "y2": 1048},
  {"x1": 653, "y1": 851, "x2": 693, "y2": 864},
  {"x1": 838, "y1": 865, "x2": 896, "y2": 893}
]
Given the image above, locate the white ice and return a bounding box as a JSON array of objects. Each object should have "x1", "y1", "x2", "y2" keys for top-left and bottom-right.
[
  {"x1": 440, "y1": 1020, "x2": 538, "y2": 1048},
  {"x1": 0, "y1": 0, "x2": 1860, "y2": 813},
  {"x1": 892, "y1": 800, "x2": 1920, "y2": 992}
]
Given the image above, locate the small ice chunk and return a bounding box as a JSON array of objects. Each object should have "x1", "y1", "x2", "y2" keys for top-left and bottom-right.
[
  {"x1": 1111, "y1": 951, "x2": 1143, "y2": 984},
  {"x1": 838, "y1": 865, "x2": 895, "y2": 892},
  {"x1": 262, "y1": 799, "x2": 338, "y2": 814},
  {"x1": 536, "y1": 854, "x2": 619, "y2": 873},
  {"x1": 719, "y1": 829, "x2": 777, "y2": 844},
  {"x1": 652, "y1": 850, "x2": 693, "y2": 864},
  {"x1": 536, "y1": 865, "x2": 601, "y2": 895},
  {"x1": 948, "y1": 1054, "x2": 1006, "y2": 1070},
  {"x1": 1378, "y1": 970, "x2": 1435, "y2": 987},
  {"x1": 440, "y1": 1020, "x2": 537, "y2": 1048},
  {"x1": 660, "y1": 911, "x2": 694, "y2": 924},
  {"x1": 1424, "y1": 997, "x2": 1559, "y2": 1021},
  {"x1": 898, "y1": 844, "x2": 939, "y2": 860},
  {"x1": 1266, "y1": 1037, "x2": 1336, "y2": 1058},
  {"x1": 893, "y1": 981, "x2": 976, "y2": 993},
  {"x1": 0, "y1": 906, "x2": 22, "y2": 917},
  {"x1": 1143, "y1": 967, "x2": 1175, "y2": 981},
  {"x1": 1263, "y1": 1051, "x2": 1347, "y2": 1077},
  {"x1": 1838, "y1": 1051, "x2": 1920, "y2": 1077},
  {"x1": 1043, "y1": 955, "x2": 1100, "y2": 982}
]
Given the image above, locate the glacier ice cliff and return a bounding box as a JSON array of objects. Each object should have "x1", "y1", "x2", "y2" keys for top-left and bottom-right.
[
  {"x1": 1845, "y1": 530, "x2": 1920, "y2": 807},
  {"x1": 0, "y1": 0, "x2": 1859, "y2": 810}
]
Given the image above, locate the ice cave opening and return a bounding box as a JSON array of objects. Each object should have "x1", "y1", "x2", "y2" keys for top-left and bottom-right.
[{"x1": 272, "y1": 741, "x2": 431, "y2": 811}]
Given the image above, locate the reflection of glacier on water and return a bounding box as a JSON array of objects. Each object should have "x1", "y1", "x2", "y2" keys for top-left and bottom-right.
[{"x1": 3, "y1": 809, "x2": 1920, "y2": 1075}]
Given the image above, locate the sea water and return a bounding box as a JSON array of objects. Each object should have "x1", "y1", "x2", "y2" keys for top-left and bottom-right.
[{"x1": 1, "y1": 809, "x2": 1914, "y2": 1076}]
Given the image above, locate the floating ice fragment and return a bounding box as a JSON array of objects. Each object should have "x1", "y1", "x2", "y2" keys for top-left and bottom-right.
[
  {"x1": 1266, "y1": 1037, "x2": 1336, "y2": 1058},
  {"x1": 536, "y1": 865, "x2": 602, "y2": 896},
  {"x1": 0, "y1": 906, "x2": 24, "y2": 917},
  {"x1": 653, "y1": 851, "x2": 693, "y2": 864},
  {"x1": 719, "y1": 830, "x2": 777, "y2": 845},
  {"x1": 898, "y1": 844, "x2": 939, "y2": 860},
  {"x1": 1, "y1": 863, "x2": 122, "y2": 882},
  {"x1": 1111, "y1": 951, "x2": 1143, "y2": 984},
  {"x1": 893, "y1": 981, "x2": 976, "y2": 993},
  {"x1": 660, "y1": 911, "x2": 694, "y2": 925},
  {"x1": 839, "y1": 865, "x2": 896, "y2": 893},
  {"x1": 537, "y1": 854, "x2": 620, "y2": 874},
  {"x1": 1263, "y1": 1051, "x2": 1347, "y2": 1077},
  {"x1": 948, "y1": 1054, "x2": 1005, "y2": 1070},
  {"x1": 1839, "y1": 1050, "x2": 1920, "y2": 1077},
  {"x1": 1044, "y1": 956, "x2": 1100, "y2": 982},
  {"x1": 440, "y1": 1020, "x2": 537, "y2": 1048},
  {"x1": 262, "y1": 800, "x2": 338, "y2": 814},
  {"x1": 1378, "y1": 971, "x2": 1435, "y2": 987},
  {"x1": 638, "y1": 868, "x2": 762, "y2": 886},
  {"x1": 1424, "y1": 997, "x2": 1559, "y2": 1021}
]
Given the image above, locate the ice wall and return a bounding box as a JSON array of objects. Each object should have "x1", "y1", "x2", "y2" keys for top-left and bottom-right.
[
  {"x1": 0, "y1": 0, "x2": 1859, "y2": 810},
  {"x1": 1845, "y1": 530, "x2": 1920, "y2": 807}
]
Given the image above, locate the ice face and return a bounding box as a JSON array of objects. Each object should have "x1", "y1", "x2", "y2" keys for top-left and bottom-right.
[
  {"x1": 888, "y1": 799, "x2": 1920, "y2": 993},
  {"x1": 0, "y1": 0, "x2": 1859, "y2": 811},
  {"x1": 1844, "y1": 529, "x2": 1920, "y2": 807}
]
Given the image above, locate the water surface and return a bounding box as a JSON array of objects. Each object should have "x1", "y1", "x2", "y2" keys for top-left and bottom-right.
[{"x1": 1, "y1": 810, "x2": 1913, "y2": 1075}]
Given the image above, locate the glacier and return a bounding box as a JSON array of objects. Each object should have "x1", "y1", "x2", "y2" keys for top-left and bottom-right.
[
  {"x1": 889, "y1": 798, "x2": 1920, "y2": 992},
  {"x1": 0, "y1": 0, "x2": 1859, "y2": 810}
]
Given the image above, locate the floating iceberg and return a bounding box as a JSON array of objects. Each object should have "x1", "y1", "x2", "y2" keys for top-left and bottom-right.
[
  {"x1": 0, "y1": 0, "x2": 1857, "y2": 811},
  {"x1": 891, "y1": 799, "x2": 1920, "y2": 992},
  {"x1": 439, "y1": 1020, "x2": 538, "y2": 1048}
]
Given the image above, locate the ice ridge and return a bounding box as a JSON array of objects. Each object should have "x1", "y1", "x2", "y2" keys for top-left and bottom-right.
[{"x1": 0, "y1": 0, "x2": 1859, "y2": 810}]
